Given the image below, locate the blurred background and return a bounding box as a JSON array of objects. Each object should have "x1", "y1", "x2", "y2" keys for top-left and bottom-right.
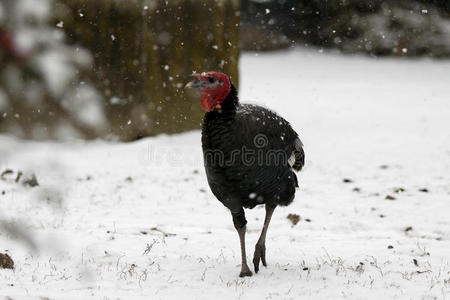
[{"x1": 0, "y1": 0, "x2": 449, "y2": 141}]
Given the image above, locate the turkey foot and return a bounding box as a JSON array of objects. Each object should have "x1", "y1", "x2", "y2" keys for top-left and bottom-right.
[
  {"x1": 236, "y1": 224, "x2": 253, "y2": 277},
  {"x1": 252, "y1": 204, "x2": 275, "y2": 273},
  {"x1": 239, "y1": 264, "x2": 253, "y2": 277}
]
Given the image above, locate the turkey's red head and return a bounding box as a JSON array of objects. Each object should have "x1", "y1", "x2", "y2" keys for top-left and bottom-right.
[{"x1": 185, "y1": 71, "x2": 231, "y2": 112}]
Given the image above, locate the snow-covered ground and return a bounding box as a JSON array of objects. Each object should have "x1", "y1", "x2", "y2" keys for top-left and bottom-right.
[{"x1": 1, "y1": 49, "x2": 450, "y2": 299}]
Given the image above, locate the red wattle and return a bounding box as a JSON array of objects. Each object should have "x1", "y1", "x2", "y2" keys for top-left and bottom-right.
[{"x1": 200, "y1": 96, "x2": 213, "y2": 112}]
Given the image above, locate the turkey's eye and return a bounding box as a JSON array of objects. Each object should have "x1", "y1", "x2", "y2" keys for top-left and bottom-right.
[{"x1": 208, "y1": 77, "x2": 215, "y2": 83}]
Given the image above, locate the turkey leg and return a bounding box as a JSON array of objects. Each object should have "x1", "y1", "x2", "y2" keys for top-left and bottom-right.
[
  {"x1": 236, "y1": 225, "x2": 252, "y2": 277},
  {"x1": 253, "y1": 204, "x2": 276, "y2": 273}
]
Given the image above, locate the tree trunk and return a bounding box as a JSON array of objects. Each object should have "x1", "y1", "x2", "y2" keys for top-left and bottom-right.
[{"x1": 56, "y1": 0, "x2": 240, "y2": 141}]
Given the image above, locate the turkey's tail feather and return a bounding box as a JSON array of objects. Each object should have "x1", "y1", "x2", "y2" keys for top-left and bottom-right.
[{"x1": 292, "y1": 137, "x2": 305, "y2": 172}]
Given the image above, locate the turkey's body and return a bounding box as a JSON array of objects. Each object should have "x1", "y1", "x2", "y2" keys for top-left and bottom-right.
[{"x1": 201, "y1": 84, "x2": 304, "y2": 229}]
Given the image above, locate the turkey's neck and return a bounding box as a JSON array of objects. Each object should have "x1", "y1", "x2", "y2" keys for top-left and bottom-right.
[
  {"x1": 202, "y1": 84, "x2": 238, "y2": 152},
  {"x1": 220, "y1": 83, "x2": 239, "y2": 111},
  {"x1": 208, "y1": 83, "x2": 239, "y2": 114},
  {"x1": 203, "y1": 83, "x2": 239, "y2": 128}
]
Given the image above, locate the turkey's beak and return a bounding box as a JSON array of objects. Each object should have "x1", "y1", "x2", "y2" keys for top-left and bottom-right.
[{"x1": 185, "y1": 74, "x2": 206, "y2": 89}]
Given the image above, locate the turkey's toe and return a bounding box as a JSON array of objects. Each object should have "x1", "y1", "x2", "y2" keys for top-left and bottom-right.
[
  {"x1": 239, "y1": 270, "x2": 253, "y2": 277},
  {"x1": 253, "y1": 244, "x2": 266, "y2": 273}
]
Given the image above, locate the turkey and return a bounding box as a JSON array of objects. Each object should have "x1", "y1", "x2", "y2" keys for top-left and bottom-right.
[{"x1": 186, "y1": 71, "x2": 305, "y2": 277}]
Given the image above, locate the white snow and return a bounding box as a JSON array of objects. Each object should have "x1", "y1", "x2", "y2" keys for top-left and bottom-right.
[
  {"x1": 1, "y1": 49, "x2": 450, "y2": 299},
  {"x1": 62, "y1": 84, "x2": 107, "y2": 130},
  {"x1": 36, "y1": 50, "x2": 77, "y2": 98},
  {"x1": 14, "y1": 0, "x2": 50, "y2": 23}
]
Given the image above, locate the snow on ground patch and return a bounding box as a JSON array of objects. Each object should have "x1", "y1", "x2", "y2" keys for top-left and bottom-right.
[{"x1": 1, "y1": 49, "x2": 450, "y2": 299}]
